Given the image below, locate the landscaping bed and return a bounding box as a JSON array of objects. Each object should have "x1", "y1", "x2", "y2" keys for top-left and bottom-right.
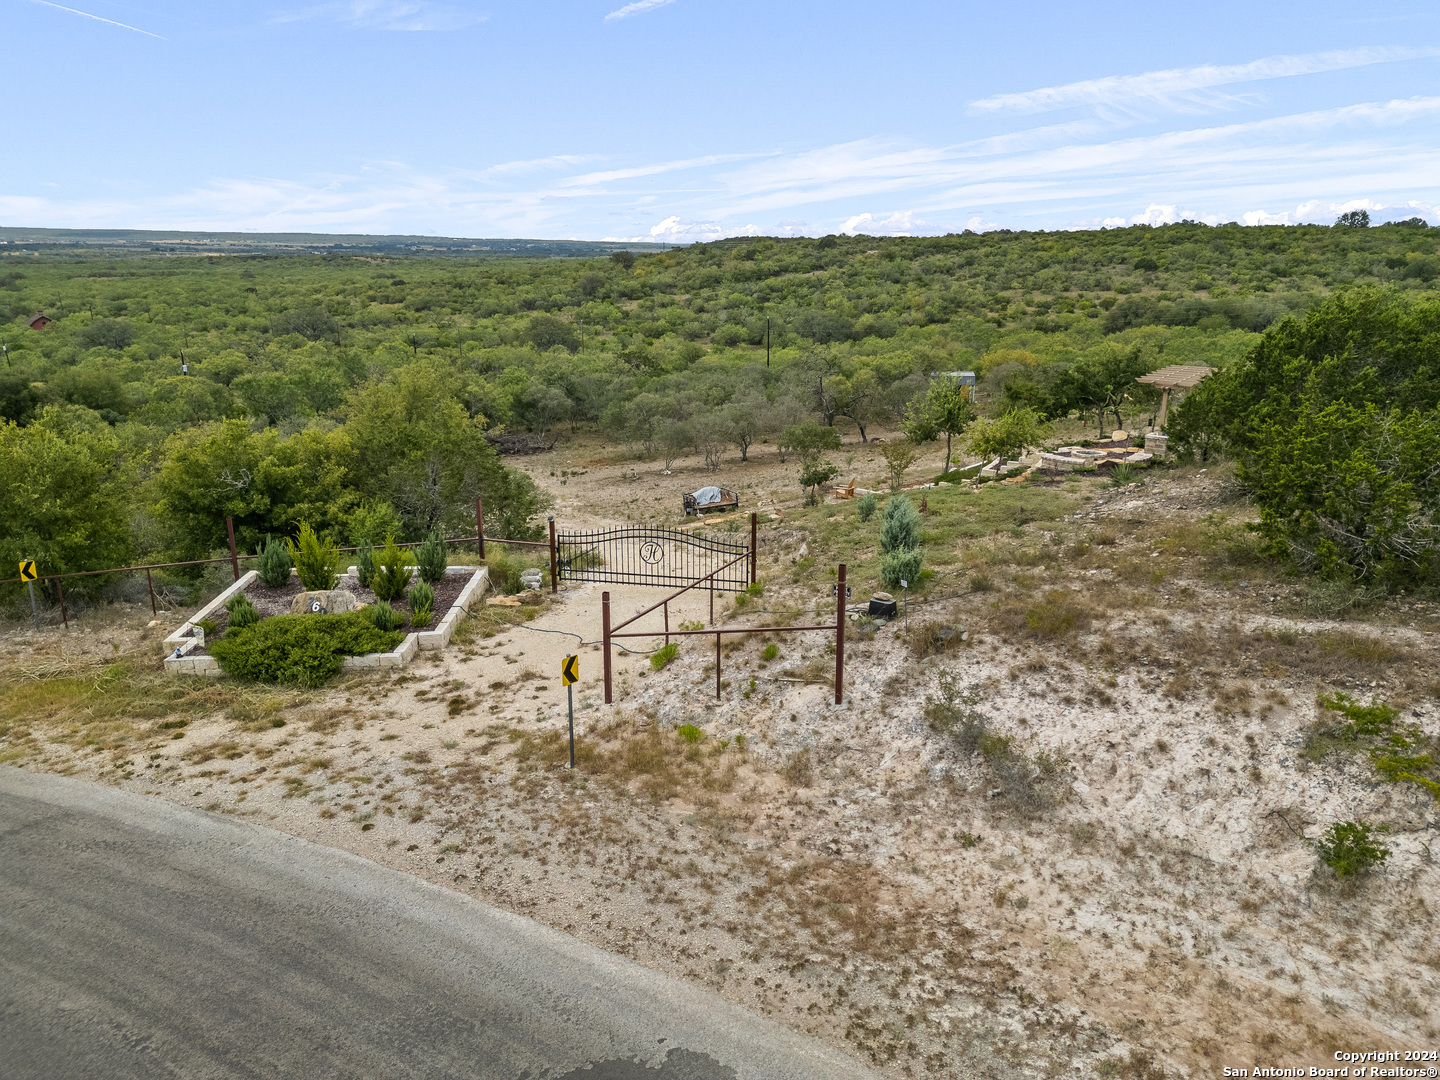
[
  {"x1": 164, "y1": 565, "x2": 487, "y2": 678},
  {"x1": 208, "y1": 569, "x2": 472, "y2": 638}
]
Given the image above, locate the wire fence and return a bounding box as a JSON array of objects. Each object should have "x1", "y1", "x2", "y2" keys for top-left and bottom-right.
[{"x1": 2, "y1": 501, "x2": 553, "y2": 631}]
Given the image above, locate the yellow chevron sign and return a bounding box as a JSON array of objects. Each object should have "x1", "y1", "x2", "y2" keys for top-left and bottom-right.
[{"x1": 561, "y1": 654, "x2": 578, "y2": 686}]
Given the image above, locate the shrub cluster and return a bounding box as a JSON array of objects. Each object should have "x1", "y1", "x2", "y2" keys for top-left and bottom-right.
[
  {"x1": 210, "y1": 612, "x2": 403, "y2": 686},
  {"x1": 225, "y1": 592, "x2": 259, "y2": 631},
  {"x1": 925, "y1": 672, "x2": 1069, "y2": 816},
  {"x1": 1312, "y1": 820, "x2": 1390, "y2": 878},
  {"x1": 364, "y1": 601, "x2": 404, "y2": 632}
]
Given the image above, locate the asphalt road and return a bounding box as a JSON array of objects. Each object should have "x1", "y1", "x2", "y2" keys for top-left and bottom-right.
[{"x1": 0, "y1": 767, "x2": 880, "y2": 1080}]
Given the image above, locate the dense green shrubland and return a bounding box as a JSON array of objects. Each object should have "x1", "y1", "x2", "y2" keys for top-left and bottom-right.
[
  {"x1": 2, "y1": 220, "x2": 1438, "y2": 587},
  {"x1": 1171, "y1": 290, "x2": 1440, "y2": 589}
]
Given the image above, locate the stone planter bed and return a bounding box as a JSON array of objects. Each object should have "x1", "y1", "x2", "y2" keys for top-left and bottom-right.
[{"x1": 163, "y1": 565, "x2": 488, "y2": 677}]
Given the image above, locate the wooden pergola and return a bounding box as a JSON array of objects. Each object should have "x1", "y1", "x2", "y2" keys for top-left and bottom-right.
[{"x1": 1136, "y1": 365, "x2": 1212, "y2": 428}]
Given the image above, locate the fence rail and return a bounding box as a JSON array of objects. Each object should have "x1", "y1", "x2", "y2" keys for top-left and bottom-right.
[
  {"x1": 4, "y1": 498, "x2": 556, "y2": 629},
  {"x1": 600, "y1": 561, "x2": 847, "y2": 706}
]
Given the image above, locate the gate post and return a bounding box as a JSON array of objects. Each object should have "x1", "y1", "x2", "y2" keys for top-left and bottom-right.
[
  {"x1": 548, "y1": 516, "x2": 558, "y2": 594},
  {"x1": 750, "y1": 512, "x2": 757, "y2": 585},
  {"x1": 834, "y1": 563, "x2": 846, "y2": 705},
  {"x1": 226, "y1": 516, "x2": 240, "y2": 581},
  {"x1": 715, "y1": 631, "x2": 721, "y2": 700},
  {"x1": 601, "y1": 590, "x2": 613, "y2": 704},
  {"x1": 475, "y1": 497, "x2": 485, "y2": 559}
]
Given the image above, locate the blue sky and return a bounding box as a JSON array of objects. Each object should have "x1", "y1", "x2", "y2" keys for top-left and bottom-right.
[{"x1": 3, "y1": 0, "x2": 1439, "y2": 240}]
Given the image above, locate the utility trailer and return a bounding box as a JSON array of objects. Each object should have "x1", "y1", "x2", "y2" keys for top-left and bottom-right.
[{"x1": 682, "y1": 486, "x2": 739, "y2": 517}]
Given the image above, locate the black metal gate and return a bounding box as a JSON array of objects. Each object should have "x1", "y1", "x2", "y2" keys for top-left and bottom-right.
[{"x1": 557, "y1": 525, "x2": 752, "y2": 590}]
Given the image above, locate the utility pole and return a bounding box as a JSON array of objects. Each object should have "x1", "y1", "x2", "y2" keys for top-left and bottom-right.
[{"x1": 765, "y1": 317, "x2": 771, "y2": 368}]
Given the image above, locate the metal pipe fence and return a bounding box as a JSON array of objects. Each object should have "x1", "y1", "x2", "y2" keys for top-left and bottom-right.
[{"x1": 3, "y1": 506, "x2": 557, "y2": 630}]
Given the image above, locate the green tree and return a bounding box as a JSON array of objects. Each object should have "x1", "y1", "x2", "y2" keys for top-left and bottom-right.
[
  {"x1": 523, "y1": 314, "x2": 579, "y2": 353},
  {"x1": 151, "y1": 419, "x2": 351, "y2": 560},
  {"x1": 799, "y1": 458, "x2": 839, "y2": 505},
  {"x1": 904, "y1": 379, "x2": 974, "y2": 472},
  {"x1": 345, "y1": 362, "x2": 547, "y2": 540},
  {"x1": 967, "y1": 407, "x2": 1050, "y2": 461},
  {"x1": 0, "y1": 405, "x2": 135, "y2": 584},
  {"x1": 780, "y1": 419, "x2": 842, "y2": 462},
  {"x1": 831, "y1": 368, "x2": 885, "y2": 442},
  {"x1": 1172, "y1": 290, "x2": 1440, "y2": 587},
  {"x1": 271, "y1": 306, "x2": 340, "y2": 342},
  {"x1": 880, "y1": 441, "x2": 918, "y2": 491},
  {"x1": 1052, "y1": 345, "x2": 1154, "y2": 436},
  {"x1": 879, "y1": 494, "x2": 922, "y2": 553}
]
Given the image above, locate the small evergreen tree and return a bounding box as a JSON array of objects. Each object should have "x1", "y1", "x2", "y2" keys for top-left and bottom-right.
[
  {"x1": 370, "y1": 536, "x2": 414, "y2": 602},
  {"x1": 879, "y1": 495, "x2": 921, "y2": 553},
  {"x1": 255, "y1": 535, "x2": 293, "y2": 588},
  {"x1": 354, "y1": 541, "x2": 376, "y2": 589},
  {"x1": 407, "y1": 579, "x2": 435, "y2": 625},
  {"x1": 226, "y1": 592, "x2": 260, "y2": 631},
  {"x1": 365, "y1": 600, "x2": 405, "y2": 632},
  {"x1": 881, "y1": 548, "x2": 923, "y2": 590},
  {"x1": 415, "y1": 531, "x2": 447, "y2": 584},
  {"x1": 286, "y1": 523, "x2": 340, "y2": 591}
]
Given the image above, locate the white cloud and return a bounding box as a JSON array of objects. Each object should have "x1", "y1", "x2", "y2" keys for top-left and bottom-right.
[
  {"x1": 970, "y1": 47, "x2": 1439, "y2": 118},
  {"x1": 839, "y1": 210, "x2": 929, "y2": 236},
  {"x1": 7, "y1": 80, "x2": 1440, "y2": 241},
  {"x1": 1241, "y1": 197, "x2": 1436, "y2": 227},
  {"x1": 700, "y1": 96, "x2": 1440, "y2": 223},
  {"x1": 1242, "y1": 209, "x2": 1292, "y2": 226},
  {"x1": 277, "y1": 1, "x2": 487, "y2": 31},
  {"x1": 1127, "y1": 203, "x2": 1220, "y2": 226},
  {"x1": 474, "y1": 155, "x2": 593, "y2": 178},
  {"x1": 605, "y1": 0, "x2": 675, "y2": 21},
  {"x1": 641, "y1": 216, "x2": 760, "y2": 243},
  {"x1": 557, "y1": 153, "x2": 761, "y2": 189}
]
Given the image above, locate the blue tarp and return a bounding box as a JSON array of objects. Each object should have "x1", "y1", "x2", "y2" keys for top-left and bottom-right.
[{"x1": 690, "y1": 486, "x2": 724, "y2": 505}]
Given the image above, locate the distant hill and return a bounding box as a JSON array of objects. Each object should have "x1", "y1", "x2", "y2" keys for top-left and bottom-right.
[{"x1": 0, "y1": 227, "x2": 674, "y2": 260}]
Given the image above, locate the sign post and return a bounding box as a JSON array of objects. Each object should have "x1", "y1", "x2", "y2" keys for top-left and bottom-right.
[
  {"x1": 19, "y1": 560, "x2": 38, "y2": 631},
  {"x1": 561, "y1": 653, "x2": 579, "y2": 769}
]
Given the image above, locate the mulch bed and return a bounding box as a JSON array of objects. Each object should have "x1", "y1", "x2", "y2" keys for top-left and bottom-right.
[{"x1": 191, "y1": 569, "x2": 476, "y2": 652}]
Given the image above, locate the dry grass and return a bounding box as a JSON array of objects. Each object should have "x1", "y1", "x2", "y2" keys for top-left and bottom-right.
[
  {"x1": 989, "y1": 591, "x2": 1097, "y2": 641},
  {"x1": 906, "y1": 619, "x2": 969, "y2": 657},
  {"x1": 0, "y1": 654, "x2": 318, "y2": 754}
]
